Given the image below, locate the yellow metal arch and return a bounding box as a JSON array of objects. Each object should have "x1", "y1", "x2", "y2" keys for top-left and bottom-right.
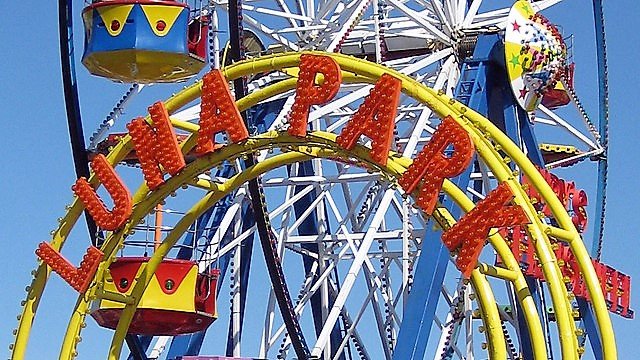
[{"x1": 11, "y1": 52, "x2": 614, "y2": 360}]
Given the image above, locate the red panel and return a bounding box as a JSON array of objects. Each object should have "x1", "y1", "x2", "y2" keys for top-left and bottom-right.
[
  {"x1": 109, "y1": 258, "x2": 145, "y2": 293},
  {"x1": 618, "y1": 272, "x2": 633, "y2": 318},
  {"x1": 188, "y1": 17, "x2": 209, "y2": 60},
  {"x1": 93, "y1": 261, "x2": 222, "y2": 334},
  {"x1": 108, "y1": 257, "x2": 198, "y2": 294},
  {"x1": 84, "y1": 0, "x2": 188, "y2": 12},
  {"x1": 154, "y1": 260, "x2": 194, "y2": 295},
  {"x1": 91, "y1": 308, "x2": 215, "y2": 336},
  {"x1": 195, "y1": 269, "x2": 220, "y2": 314}
]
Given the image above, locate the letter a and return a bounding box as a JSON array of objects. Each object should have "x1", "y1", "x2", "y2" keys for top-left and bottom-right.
[
  {"x1": 336, "y1": 73, "x2": 402, "y2": 166},
  {"x1": 127, "y1": 101, "x2": 186, "y2": 190},
  {"x1": 196, "y1": 69, "x2": 249, "y2": 155},
  {"x1": 72, "y1": 154, "x2": 133, "y2": 231},
  {"x1": 399, "y1": 116, "x2": 474, "y2": 215},
  {"x1": 288, "y1": 54, "x2": 342, "y2": 137},
  {"x1": 441, "y1": 182, "x2": 530, "y2": 278}
]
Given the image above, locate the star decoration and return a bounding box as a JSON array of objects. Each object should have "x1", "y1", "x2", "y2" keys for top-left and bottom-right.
[
  {"x1": 512, "y1": 20, "x2": 521, "y2": 32},
  {"x1": 510, "y1": 54, "x2": 521, "y2": 68},
  {"x1": 519, "y1": 87, "x2": 529, "y2": 99},
  {"x1": 520, "y1": 1, "x2": 533, "y2": 16}
]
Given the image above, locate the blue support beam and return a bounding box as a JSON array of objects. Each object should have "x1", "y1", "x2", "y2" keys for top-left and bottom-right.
[
  {"x1": 392, "y1": 224, "x2": 453, "y2": 359},
  {"x1": 393, "y1": 36, "x2": 504, "y2": 359},
  {"x1": 125, "y1": 335, "x2": 150, "y2": 360},
  {"x1": 577, "y1": 298, "x2": 603, "y2": 359},
  {"x1": 394, "y1": 34, "x2": 556, "y2": 359},
  {"x1": 392, "y1": 170, "x2": 472, "y2": 359}
]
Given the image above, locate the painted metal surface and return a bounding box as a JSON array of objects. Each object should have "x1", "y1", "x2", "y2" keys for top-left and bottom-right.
[{"x1": 12, "y1": 52, "x2": 617, "y2": 360}]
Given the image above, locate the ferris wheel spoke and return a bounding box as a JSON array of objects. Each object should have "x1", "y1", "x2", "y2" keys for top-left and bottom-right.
[
  {"x1": 456, "y1": 0, "x2": 468, "y2": 24},
  {"x1": 446, "y1": 61, "x2": 460, "y2": 96},
  {"x1": 399, "y1": 48, "x2": 454, "y2": 76},
  {"x1": 310, "y1": 185, "x2": 400, "y2": 357},
  {"x1": 242, "y1": 4, "x2": 314, "y2": 23},
  {"x1": 433, "y1": 279, "x2": 466, "y2": 359},
  {"x1": 330, "y1": 288, "x2": 376, "y2": 360},
  {"x1": 223, "y1": 9, "x2": 301, "y2": 50},
  {"x1": 148, "y1": 336, "x2": 171, "y2": 359},
  {"x1": 462, "y1": 0, "x2": 483, "y2": 28},
  {"x1": 385, "y1": 0, "x2": 451, "y2": 44},
  {"x1": 267, "y1": 244, "x2": 347, "y2": 347},
  {"x1": 305, "y1": 0, "x2": 338, "y2": 24},
  {"x1": 531, "y1": 0, "x2": 565, "y2": 12},
  {"x1": 402, "y1": 54, "x2": 455, "y2": 156},
  {"x1": 362, "y1": 265, "x2": 395, "y2": 359},
  {"x1": 422, "y1": 0, "x2": 452, "y2": 35},
  {"x1": 468, "y1": 7, "x2": 510, "y2": 29},
  {"x1": 537, "y1": 105, "x2": 601, "y2": 150},
  {"x1": 315, "y1": 0, "x2": 373, "y2": 51},
  {"x1": 442, "y1": 0, "x2": 457, "y2": 28},
  {"x1": 325, "y1": 192, "x2": 407, "y2": 325},
  {"x1": 260, "y1": 196, "x2": 309, "y2": 356},
  {"x1": 197, "y1": 194, "x2": 245, "y2": 269},
  {"x1": 285, "y1": 189, "x2": 330, "y2": 236},
  {"x1": 293, "y1": 0, "x2": 307, "y2": 20},
  {"x1": 275, "y1": 0, "x2": 306, "y2": 32}
]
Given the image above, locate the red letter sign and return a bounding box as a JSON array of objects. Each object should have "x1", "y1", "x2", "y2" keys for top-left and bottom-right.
[
  {"x1": 127, "y1": 101, "x2": 186, "y2": 190},
  {"x1": 196, "y1": 69, "x2": 249, "y2": 155},
  {"x1": 72, "y1": 154, "x2": 132, "y2": 231},
  {"x1": 398, "y1": 116, "x2": 474, "y2": 215},
  {"x1": 336, "y1": 73, "x2": 402, "y2": 166},
  {"x1": 442, "y1": 182, "x2": 530, "y2": 278},
  {"x1": 288, "y1": 54, "x2": 342, "y2": 137},
  {"x1": 36, "y1": 242, "x2": 103, "y2": 293}
]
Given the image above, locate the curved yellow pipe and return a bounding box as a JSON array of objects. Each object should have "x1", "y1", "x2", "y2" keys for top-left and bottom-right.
[
  {"x1": 441, "y1": 180, "x2": 548, "y2": 360},
  {"x1": 12, "y1": 52, "x2": 613, "y2": 360},
  {"x1": 98, "y1": 138, "x2": 506, "y2": 359},
  {"x1": 465, "y1": 128, "x2": 578, "y2": 359},
  {"x1": 470, "y1": 271, "x2": 506, "y2": 359},
  {"x1": 444, "y1": 91, "x2": 615, "y2": 359}
]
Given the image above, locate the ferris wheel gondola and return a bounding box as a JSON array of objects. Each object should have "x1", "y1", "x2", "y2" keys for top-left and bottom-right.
[{"x1": 82, "y1": 0, "x2": 209, "y2": 82}]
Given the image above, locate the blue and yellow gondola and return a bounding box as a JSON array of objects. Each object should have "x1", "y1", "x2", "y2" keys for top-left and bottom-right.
[{"x1": 82, "y1": 0, "x2": 207, "y2": 83}]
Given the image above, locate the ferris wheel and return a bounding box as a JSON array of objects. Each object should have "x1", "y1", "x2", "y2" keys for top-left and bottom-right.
[{"x1": 9, "y1": 1, "x2": 633, "y2": 360}]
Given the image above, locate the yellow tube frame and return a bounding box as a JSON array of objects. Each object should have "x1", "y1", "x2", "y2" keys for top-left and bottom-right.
[{"x1": 10, "y1": 51, "x2": 615, "y2": 360}]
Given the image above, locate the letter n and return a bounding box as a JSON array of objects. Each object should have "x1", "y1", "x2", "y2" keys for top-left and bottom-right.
[{"x1": 127, "y1": 101, "x2": 186, "y2": 190}]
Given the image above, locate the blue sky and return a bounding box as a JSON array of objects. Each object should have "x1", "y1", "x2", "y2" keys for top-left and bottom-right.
[{"x1": 1, "y1": 1, "x2": 638, "y2": 359}]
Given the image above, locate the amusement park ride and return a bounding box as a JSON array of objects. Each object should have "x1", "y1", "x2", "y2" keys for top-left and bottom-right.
[{"x1": 9, "y1": 0, "x2": 634, "y2": 359}]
